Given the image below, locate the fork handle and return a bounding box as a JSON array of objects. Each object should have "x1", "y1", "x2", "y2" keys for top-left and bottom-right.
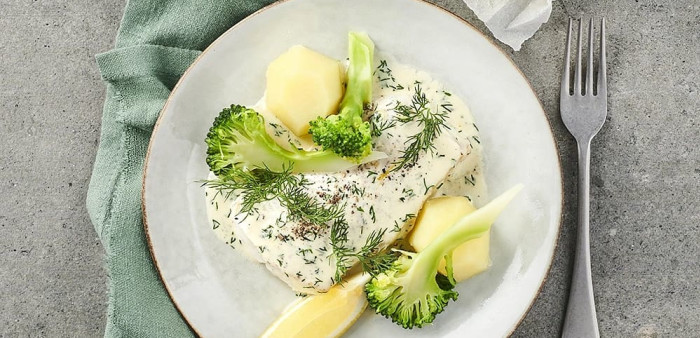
[{"x1": 562, "y1": 141, "x2": 600, "y2": 338}]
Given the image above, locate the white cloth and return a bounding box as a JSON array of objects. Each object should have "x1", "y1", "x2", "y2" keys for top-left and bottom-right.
[{"x1": 462, "y1": 0, "x2": 553, "y2": 51}]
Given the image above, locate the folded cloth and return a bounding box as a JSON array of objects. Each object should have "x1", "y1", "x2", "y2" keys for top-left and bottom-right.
[
  {"x1": 86, "y1": 1, "x2": 274, "y2": 336},
  {"x1": 462, "y1": 0, "x2": 552, "y2": 50}
]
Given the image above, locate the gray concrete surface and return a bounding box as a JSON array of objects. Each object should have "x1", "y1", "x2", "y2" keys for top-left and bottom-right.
[
  {"x1": 1, "y1": 1, "x2": 122, "y2": 336},
  {"x1": 0, "y1": 0, "x2": 697, "y2": 337}
]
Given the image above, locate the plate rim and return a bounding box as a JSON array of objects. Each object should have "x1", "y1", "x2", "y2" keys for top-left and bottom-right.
[{"x1": 141, "y1": 0, "x2": 565, "y2": 335}]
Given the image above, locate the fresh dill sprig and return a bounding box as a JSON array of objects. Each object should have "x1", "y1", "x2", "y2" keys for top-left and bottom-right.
[
  {"x1": 202, "y1": 166, "x2": 293, "y2": 212},
  {"x1": 205, "y1": 165, "x2": 395, "y2": 283},
  {"x1": 331, "y1": 222, "x2": 396, "y2": 281},
  {"x1": 202, "y1": 165, "x2": 342, "y2": 227},
  {"x1": 353, "y1": 229, "x2": 397, "y2": 275},
  {"x1": 283, "y1": 184, "x2": 344, "y2": 225},
  {"x1": 329, "y1": 217, "x2": 351, "y2": 281},
  {"x1": 369, "y1": 113, "x2": 397, "y2": 138},
  {"x1": 392, "y1": 83, "x2": 449, "y2": 171}
]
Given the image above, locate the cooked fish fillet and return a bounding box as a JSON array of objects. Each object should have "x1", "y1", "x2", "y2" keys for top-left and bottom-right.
[
  {"x1": 222, "y1": 99, "x2": 474, "y2": 293},
  {"x1": 205, "y1": 56, "x2": 488, "y2": 293}
]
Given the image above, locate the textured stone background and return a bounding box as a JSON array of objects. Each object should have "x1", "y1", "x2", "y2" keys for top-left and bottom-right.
[{"x1": 0, "y1": 0, "x2": 697, "y2": 336}]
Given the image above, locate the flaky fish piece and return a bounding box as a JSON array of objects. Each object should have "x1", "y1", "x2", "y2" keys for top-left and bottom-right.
[{"x1": 223, "y1": 90, "x2": 478, "y2": 293}]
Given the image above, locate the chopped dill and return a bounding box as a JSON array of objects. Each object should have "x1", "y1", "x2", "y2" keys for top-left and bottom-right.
[
  {"x1": 391, "y1": 220, "x2": 402, "y2": 233},
  {"x1": 369, "y1": 113, "x2": 397, "y2": 138},
  {"x1": 464, "y1": 174, "x2": 476, "y2": 186},
  {"x1": 399, "y1": 187, "x2": 416, "y2": 202},
  {"x1": 422, "y1": 177, "x2": 435, "y2": 195},
  {"x1": 400, "y1": 213, "x2": 416, "y2": 223},
  {"x1": 376, "y1": 59, "x2": 404, "y2": 91},
  {"x1": 350, "y1": 185, "x2": 366, "y2": 197}
]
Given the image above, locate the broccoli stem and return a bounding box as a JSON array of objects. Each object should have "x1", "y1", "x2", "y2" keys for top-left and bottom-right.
[
  {"x1": 399, "y1": 185, "x2": 523, "y2": 302},
  {"x1": 339, "y1": 32, "x2": 374, "y2": 118},
  {"x1": 415, "y1": 184, "x2": 525, "y2": 279},
  {"x1": 400, "y1": 253, "x2": 443, "y2": 302},
  {"x1": 308, "y1": 32, "x2": 377, "y2": 161},
  {"x1": 365, "y1": 185, "x2": 523, "y2": 329},
  {"x1": 230, "y1": 129, "x2": 354, "y2": 173}
]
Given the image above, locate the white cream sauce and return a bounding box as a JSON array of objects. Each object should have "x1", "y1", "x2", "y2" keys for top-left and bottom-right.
[{"x1": 204, "y1": 55, "x2": 487, "y2": 292}]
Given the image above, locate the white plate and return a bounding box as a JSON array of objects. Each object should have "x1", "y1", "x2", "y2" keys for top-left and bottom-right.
[{"x1": 143, "y1": 0, "x2": 563, "y2": 336}]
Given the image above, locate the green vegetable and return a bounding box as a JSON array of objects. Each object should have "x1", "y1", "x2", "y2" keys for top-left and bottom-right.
[
  {"x1": 365, "y1": 185, "x2": 523, "y2": 329},
  {"x1": 205, "y1": 104, "x2": 376, "y2": 175},
  {"x1": 309, "y1": 32, "x2": 375, "y2": 161}
]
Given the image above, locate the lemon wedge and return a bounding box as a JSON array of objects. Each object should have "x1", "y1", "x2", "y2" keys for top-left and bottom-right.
[{"x1": 261, "y1": 274, "x2": 369, "y2": 338}]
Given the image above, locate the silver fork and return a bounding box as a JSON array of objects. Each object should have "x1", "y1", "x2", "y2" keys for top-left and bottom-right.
[{"x1": 560, "y1": 17, "x2": 607, "y2": 338}]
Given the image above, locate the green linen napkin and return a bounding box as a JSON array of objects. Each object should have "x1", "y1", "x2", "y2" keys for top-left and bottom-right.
[{"x1": 86, "y1": 1, "x2": 275, "y2": 336}]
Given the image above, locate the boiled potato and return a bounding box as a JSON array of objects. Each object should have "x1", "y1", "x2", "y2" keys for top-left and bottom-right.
[
  {"x1": 409, "y1": 196, "x2": 490, "y2": 282},
  {"x1": 265, "y1": 45, "x2": 344, "y2": 136}
]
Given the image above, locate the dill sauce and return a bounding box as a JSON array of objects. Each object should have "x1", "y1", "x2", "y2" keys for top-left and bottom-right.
[{"x1": 204, "y1": 56, "x2": 487, "y2": 288}]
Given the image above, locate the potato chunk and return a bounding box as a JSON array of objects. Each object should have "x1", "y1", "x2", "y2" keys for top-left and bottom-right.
[
  {"x1": 409, "y1": 196, "x2": 490, "y2": 282},
  {"x1": 265, "y1": 45, "x2": 344, "y2": 136}
]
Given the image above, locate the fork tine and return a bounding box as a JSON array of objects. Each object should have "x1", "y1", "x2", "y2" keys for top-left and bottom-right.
[
  {"x1": 598, "y1": 18, "x2": 607, "y2": 96},
  {"x1": 561, "y1": 18, "x2": 572, "y2": 96},
  {"x1": 586, "y1": 18, "x2": 594, "y2": 96},
  {"x1": 574, "y1": 19, "x2": 583, "y2": 95}
]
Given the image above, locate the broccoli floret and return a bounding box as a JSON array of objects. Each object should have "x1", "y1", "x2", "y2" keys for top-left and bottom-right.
[
  {"x1": 365, "y1": 185, "x2": 523, "y2": 329},
  {"x1": 309, "y1": 32, "x2": 375, "y2": 161},
  {"x1": 206, "y1": 104, "x2": 376, "y2": 175}
]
